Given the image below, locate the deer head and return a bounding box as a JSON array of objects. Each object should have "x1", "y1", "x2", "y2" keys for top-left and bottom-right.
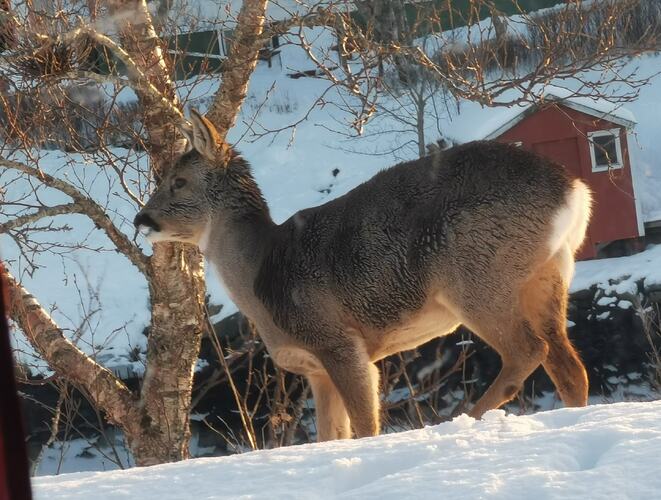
[{"x1": 133, "y1": 110, "x2": 265, "y2": 248}]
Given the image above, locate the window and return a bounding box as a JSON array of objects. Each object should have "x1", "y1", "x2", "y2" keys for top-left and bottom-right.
[
  {"x1": 165, "y1": 30, "x2": 228, "y2": 80},
  {"x1": 588, "y1": 129, "x2": 623, "y2": 172},
  {"x1": 162, "y1": 30, "x2": 280, "y2": 78},
  {"x1": 86, "y1": 30, "x2": 231, "y2": 78}
]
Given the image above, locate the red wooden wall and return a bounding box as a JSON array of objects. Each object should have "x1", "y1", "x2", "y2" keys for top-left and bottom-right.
[{"x1": 495, "y1": 105, "x2": 640, "y2": 260}]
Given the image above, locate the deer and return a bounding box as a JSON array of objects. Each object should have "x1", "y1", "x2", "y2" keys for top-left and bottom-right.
[{"x1": 134, "y1": 110, "x2": 591, "y2": 441}]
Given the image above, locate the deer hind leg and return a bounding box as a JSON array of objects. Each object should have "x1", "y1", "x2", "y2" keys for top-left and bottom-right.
[
  {"x1": 317, "y1": 341, "x2": 380, "y2": 438},
  {"x1": 522, "y1": 255, "x2": 588, "y2": 407},
  {"x1": 467, "y1": 317, "x2": 548, "y2": 419},
  {"x1": 542, "y1": 325, "x2": 588, "y2": 407},
  {"x1": 308, "y1": 373, "x2": 351, "y2": 441}
]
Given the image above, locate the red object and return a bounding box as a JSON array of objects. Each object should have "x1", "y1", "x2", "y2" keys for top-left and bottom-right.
[
  {"x1": 0, "y1": 264, "x2": 33, "y2": 500},
  {"x1": 492, "y1": 103, "x2": 642, "y2": 260}
]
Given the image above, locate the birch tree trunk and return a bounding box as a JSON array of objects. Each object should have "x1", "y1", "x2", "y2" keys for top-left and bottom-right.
[
  {"x1": 107, "y1": 0, "x2": 269, "y2": 464},
  {"x1": 105, "y1": 0, "x2": 207, "y2": 465}
]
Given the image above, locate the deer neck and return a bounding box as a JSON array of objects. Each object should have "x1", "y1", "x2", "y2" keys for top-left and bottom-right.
[{"x1": 202, "y1": 173, "x2": 275, "y2": 314}]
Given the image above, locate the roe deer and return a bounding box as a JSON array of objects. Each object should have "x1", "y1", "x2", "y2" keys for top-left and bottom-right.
[{"x1": 134, "y1": 110, "x2": 591, "y2": 440}]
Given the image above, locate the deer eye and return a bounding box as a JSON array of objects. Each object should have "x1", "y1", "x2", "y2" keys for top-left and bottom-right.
[{"x1": 173, "y1": 177, "x2": 187, "y2": 189}]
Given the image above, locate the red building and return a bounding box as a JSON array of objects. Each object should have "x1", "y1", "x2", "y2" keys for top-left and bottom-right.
[{"x1": 481, "y1": 92, "x2": 644, "y2": 259}]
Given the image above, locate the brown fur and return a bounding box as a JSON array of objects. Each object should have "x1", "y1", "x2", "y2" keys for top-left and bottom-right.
[{"x1": 134, "y1": 110, "x2": 591, "y2": 441}]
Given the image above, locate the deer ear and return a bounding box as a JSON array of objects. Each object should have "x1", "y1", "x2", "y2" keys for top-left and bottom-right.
[
  {"x1": 179, "y1": 121, "x2": 194, "y2": 154},
  {"x1": 188, "y1": 109, "x2": 221, "y2": 161}
]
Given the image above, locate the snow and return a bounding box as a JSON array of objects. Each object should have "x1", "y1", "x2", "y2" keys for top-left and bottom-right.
[
  {"x1": 596, "y1": 296, "x2": 618, "y2": 307},
  {"x1": 33, "y1": 400, "x2": 661, "y2": 499},
  {"x1": 445, "y1": 83, "x2": 638, "y2": 144},
  {"x1": 570, "y1": 244, "x2": 661, "y2": 295},
  {"x1": 623, "y1": 61, "x2": 661, "y2": 223},
  {"x1": 33, "y1": 435, "x2": 135, "y2": 476},
  {"x1": 618, "y1": 300, "x2": 633, "y2": 310},
  {"x1": 544, "y1": 85, "x2": 637, "y2": 125}
]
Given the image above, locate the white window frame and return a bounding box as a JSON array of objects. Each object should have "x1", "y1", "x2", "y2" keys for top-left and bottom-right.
[
  {"x1": 165, "y1": 30, "x2": 276, "y2": 61},
  {"x1": 166, "y1": 29, "x2": 230, "y2": 61},
  {"x1": 588, "y1": 128, "x2": 623, "y2": 172},
  {"x1": 217, "y1": 29, "x2": 230, "y2": 58}
]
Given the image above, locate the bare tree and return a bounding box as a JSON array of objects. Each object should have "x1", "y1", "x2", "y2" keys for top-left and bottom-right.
[
  {"x1": 270, "y1": 0, "x2": 659, "y2": 133},
  {"x1": 1, "y1": 0, "x2": 268, "y2": 466},
  {"x1": 346, "y1": 44, "x2": 453, "y2": 160}
]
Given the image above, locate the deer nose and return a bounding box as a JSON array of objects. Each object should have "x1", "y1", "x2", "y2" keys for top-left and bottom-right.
[{"x1": 133, "y1": 211, "x2": 161, "y2": 232}]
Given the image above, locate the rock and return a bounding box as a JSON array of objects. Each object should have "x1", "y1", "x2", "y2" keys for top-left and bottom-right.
[{"x1": 570, "y1": 286, "x2": 595, "y2": 303}]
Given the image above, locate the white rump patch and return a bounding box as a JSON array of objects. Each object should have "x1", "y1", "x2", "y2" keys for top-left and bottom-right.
[{"x1": 547, "y1": 180, "x2": 593, "y2": 282}]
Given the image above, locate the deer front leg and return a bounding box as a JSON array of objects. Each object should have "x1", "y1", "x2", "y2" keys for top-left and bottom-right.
[
  {"x1": 308, "y1": 373, "x2": 351, "y2": 441},
  {"x1": 317, "y1": 342, "x2": 380, "y2": 438}
]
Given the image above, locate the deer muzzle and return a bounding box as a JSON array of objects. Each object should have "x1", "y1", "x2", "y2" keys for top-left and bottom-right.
[{"x1": 133, "y1": 210, "x2": 161, "y2": 237}]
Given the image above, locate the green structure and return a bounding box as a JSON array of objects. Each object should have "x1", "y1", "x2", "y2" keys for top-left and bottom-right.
[
  {"x1": 399, "y1": 0, "x2": 561, "y2": 34},
  {"x1": 90, "y1": 0, "x2": 562, "y2": 78}
]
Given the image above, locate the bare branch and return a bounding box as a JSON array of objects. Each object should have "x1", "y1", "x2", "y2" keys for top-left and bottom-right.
[
  {"x1": 265, "y1": 6, "x2": 339, "y2": 38},
  {"x1": 0, "y1": 157, "x2": 150, "y2": 275},
  {"x1": 106, "y1": 0, "x2": 185, "y2": 170},
  {"x1": 10, "y1": 25, "x2": 184, "y2": 132},
  {"x1": 5, "y1": 270, "x2": 138, "y2": 430},
  {"x1": 0, "y1": 202, "x2": 83, "y2": 233},
  {"x1": 48, "y1": 27, "x2": 184, "y2": 124},
  {"x1": 206, "y1": 0, "x2": 268, "y2": 139}
]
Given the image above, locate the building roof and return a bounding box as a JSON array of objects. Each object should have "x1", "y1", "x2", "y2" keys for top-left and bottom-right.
[
  {"x1": 446, "y1": 85, "x2": 637, "y2": 144},
  {"x1": 483, "y1": 87, "x2": 637, "y2": 140}
]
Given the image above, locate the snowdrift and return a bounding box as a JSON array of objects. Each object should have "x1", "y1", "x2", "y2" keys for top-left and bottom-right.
[{"x1": 34, "y1": 400, "x2": 661, "y2": 499}]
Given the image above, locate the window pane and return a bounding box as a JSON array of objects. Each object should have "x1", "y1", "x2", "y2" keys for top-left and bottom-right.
[
  {"x1": 166, "y1": 31, "x2": 220, "y2": 56},
  {"x1": 593, "y1": 134, "x2": 619, "y2": 167}
]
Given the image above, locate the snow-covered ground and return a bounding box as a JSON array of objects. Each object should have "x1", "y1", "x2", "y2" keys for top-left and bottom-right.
[
  {"x1": 571, "y1": 243, "x2": 661, "y2": 295},
  {"x1": 33, "y1": 400, "x2": 661, "y2": 499}
]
